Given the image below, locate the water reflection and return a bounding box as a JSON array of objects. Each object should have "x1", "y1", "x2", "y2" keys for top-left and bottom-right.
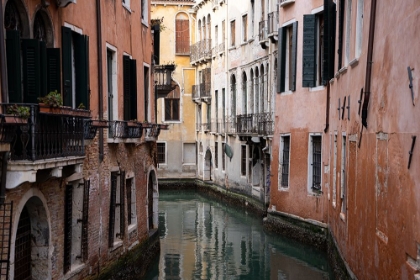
[{"x1": 146, "y1": 191, "x2": 330, "y2": 280}]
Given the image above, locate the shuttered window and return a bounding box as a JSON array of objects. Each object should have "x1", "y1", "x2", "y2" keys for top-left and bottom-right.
[
  {"x1": 277, "y1": 22, "x2": 297, "y2": 93},
  {"x1": 164, "y1": 86, "x2": 180, "y2": 121},
  {"x1": 230, "y1": 20, "x2": 236, "y2": 47},
  {"x1": 109, "y1": 172, "x2": 117, "y2": 247},
  {"x1": 62, "y1": 26, "x2": 90, "y2": 109},
  {"x1": 176, "y1": 19, "x2": 190, "y2": 54},
  {"x1": 123, "y1": 56, "x2": 138, "y2": 121},
  {"x1": 323, "y1": 0, "x2": 337, "y2": 83},
  {"x1": 338, "y1": 0, "x2": 345, "y2": 70},
  {"x1": 6, "y1": 30, "x2": 22, "y2": 103}
]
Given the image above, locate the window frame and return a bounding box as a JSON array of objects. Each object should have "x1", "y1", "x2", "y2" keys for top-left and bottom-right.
[
  {"x1": 241, "y1": 145, "x2": 247, "y2": 176},
  {"x1": 279, "y1": 134, "x2": 291, "y2": 190},
  {"x1": 340, "y1": 133, "x2": 347, "y2": 217},
  {"x1": 157, "y1": 142, "x2": 167, "y2": 165},
  {"x1": 242, "y1": 14, "x2": 248, "y2": 43},
  {"x1": 307, "y1": 134, "x2": 322, "y2": 194},
  {"x1": 230, "y1": 19, "x2": 236, "y2": 47},
  {"x1": 277, "y1": 21, "x2": 297, "y2": 93}
]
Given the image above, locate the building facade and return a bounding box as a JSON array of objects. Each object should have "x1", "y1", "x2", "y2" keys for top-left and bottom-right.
[
  {"x1": 151, "y1": 0, "x2": 197, "y2": 179},
  {"x1": 0, "y1": 0, "x2": 164, "y2": 279},
  {"x1": 269, "y1": 0, "x2": 420, "y2": 279}
]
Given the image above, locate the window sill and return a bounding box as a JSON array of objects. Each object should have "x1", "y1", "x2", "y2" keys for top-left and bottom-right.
[
  {"x1": 122, "y1": 4, "x2": 132, "y2": 13},
  {"x1": 240, "y1": 41, "x2": 248, "y2": 46},
  {"x1": 128, "y1": 223, "x2": 137, "y2": 234},
  {"x1": 340, "y1": 212, "x2": 346, "y2": 221},
  {"x1": 309, "y1": 85, "x2": 325, "y2": 92},
  {"x1": 64, "y1": 264, "x2": 86, "y2": 280},
  {"x1": 110, "y1": 240, "x2": 123, "y2": 252},
  {"x1": 175, "y1": 53, "x2": 191, "y2": 56},
  {"x1": 142, "y1": 20, "x2": 149, "y2": 28},
  {"x1": 228, "y1": 46, "x2": 236, "y2": 51},
  {"x1": 279, "y1": 187, "x2": 289, "y2": 192},
  {"x1": 280, "y1": 90, "x2": 293, "y2": 95},
  {"x1": 338, "y1": 66, "x2": 348, "y2": 74}
]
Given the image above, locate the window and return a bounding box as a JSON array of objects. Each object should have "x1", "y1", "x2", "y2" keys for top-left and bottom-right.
[
  {"x1": 279, "y1": 135, "x2": 290, "y2": 189},
  {"x1": 107, "y1": 47, "x2": 117, "y2": 123},
  {"x1": 197, "y1": 105, "x2": 202, "y2": 130},
  {"x1": 308, "y1": 135, "x2": 322, "y2": 192},
  {"x1": 355, "y1": 0, "x2": 364, "y2": 58},
  {"x1": 230, "y1": 20, "x2": 236, "y2": 47},
  {"x1": 144, "y1": 65, "x2": 150, "y2": 121},
  {"x1": 165, "y1": 86, "x2": 180, "y2": 121},
  {"x1": 341, "y1": 135, "x2": 347, "y2": 215},
  {"x1": 126, "y1": 178, "x2": 136, "y2": 226},
  {"x1": 241, "y1": 145, "x2": 247, "y2": 176},
  {"x1": 141, "y1": 0, "x2": 148, "y2": 24},
  {"x1": 123, "y1": 55, "x2": 137, "y2": 121},
  {"x1": 251, "y1": 0, "x2": 255, "y2": 37},
  {"x1": 215, "y1": 90, "x2": 219, "y2": 126},
  {"x1": 206, "y1": 104, "x2": 211, "y2": 129},
  {"x1": 222, "y1": 20, "x2": 226, "y2": 45},
  {"x1": 222, "y1": 88, "x2": 226, "y2": 130},
  {"x1": 64, "y1": 180, "x2": 90, "y2": 273},
  {"x1": 242, "y1": 72, "x2": 247, "y2": 115},
  {"x1": 183, "y1": 143, "x2": 196, "y2": 164},
  {"x1": 231, "y1": 75, "x2": 236, "y2": 118},
  {"x1": 344, "y1": 0, "x2": 352, "y2": 65},
  {"x1": 109, "y1": 171, "x2": 125, "y2": 247},
  {"x1": 215, "y1": 142, "x2": 219, "y2": 169},
  {"x1": 338, "y1": 0, "x2": 346, "y2": 69},
  {"x1": 242, "y1": 15, "x2": 248, "y2": 42},
  {"x1": 222, "y1": 143, "x2": 226, "y2": 171},
  {"x1": 277, "y1": 22, "x2": 297, "y2": 93},
  {"x1": 332, "y1": 134, "x2": 337, "y2": 206},
  {"x1": 215, "y1": 25, "x2": 219, "y2": 49},
  {"x1": 176, "y1": 13, "x2": 190, "y2": 54},
  {"x1": 157, "y1": 142, "x2": 166, "y2": 164},
  {"x1": 323, "y1": 0, "x2": 337, "y2": 83},
  {"x1": 302, "y1": 13, "x2": 325, "y2": 87}
]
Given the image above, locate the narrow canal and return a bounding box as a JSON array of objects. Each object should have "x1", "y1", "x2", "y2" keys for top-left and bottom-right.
[{"x1": 145, "y1": 190, "x2": 331, "y2": 279}]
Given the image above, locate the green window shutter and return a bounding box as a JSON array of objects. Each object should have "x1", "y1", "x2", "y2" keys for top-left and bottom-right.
[
  {"x1": 130, "y1": 59, "x2": 137, "y2": 120},
  {"x1": 277, "y1": 27, "x2": 286, "y2": 93},
  {"x1": 123, "y1": 55, "x2": 131, "y2": 121},
  {"x1": 40, "y1": 41, "x2": 47, "y2": 98},
  {"x1": 323, "y1": 0, "x2": 337, "y2": 84},
  {"x1": 46, "y1": 48, "x2": 61, "y2": 94},
  {"x1": 62, "y1": 26, "x2": 73, "y2": 107},
  {"x1": 290, "y1": 21, "x2": 298, "y2": 92},
  {"x1": 302, "y1": 15, "x2": 316, "y2": 88},
  {"x1": 74, "y1": 33, "x2": 89, "y2": 109},
  {"x1": 6, "y1": 30, "x2": 22, "y2": 103},
  {"x1": 22, "y1": 39, "x2": 41, "y2": 103}
]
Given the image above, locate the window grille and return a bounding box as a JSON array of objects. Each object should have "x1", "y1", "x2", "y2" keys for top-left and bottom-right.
[
  {"x1": 281, "y1": 136, "x2": 290, "y2": 187},
  {"x1": 0, "y1": 202, "x2": 12, "y2": 280},
  {"x1": 215, "y1": 142, "x2": 218, "y2": 169},
  {"x1": 120, "y1": 171, "x2": 126, "y2": 238},
  {"x1": 157, "y1": 143, "x2": 166, "y2": 164},
  {"x1": 241, "y1": 145, "x2": 246, "y2": 176},
  {"x1": 312, "y1": 136, "x2": 322, "y2": 190},
  {"x1": 64, "y1": 184, "x2": 73, "y2": 273},
  {"x1": 222, "y1": 143, "x2": 226, "y2": 171},
  {"x1": 109, "y1": 172, "x2": 118, "y2": 247},
  {"x1": 126, "y1": 178, "x2": 133, "y2": 226},
  {"x1": 81, "y1": 180, "x2": 90, "y2": 262}
]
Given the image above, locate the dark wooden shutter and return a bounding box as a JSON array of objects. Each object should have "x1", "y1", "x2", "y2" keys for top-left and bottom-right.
[
  {"x1": 165, "y1": 99, "x2": 171, "y2": 120},
  {"x1": 176, "y1": 19, "x2": 190, "y2": 54},
  {"x1": 173, "y1": 99, "x2": 179, "y2": 120},
  {"x1": 109, "y1": 172, "x2": 117, "y2": 247},
  {"x1": 277, "y1": 27, "x2": 286, "y2": 93},
  {"x1": 22, "y1": 39, "x2": 40, "y2": 103},
  {"x1": 40, "y1": 41, "x2": 47, "y2": 98},
  {"x1": 64, "y1": 184, "x2": 73, "y2": 273},
  {"x1": 338, "y1": 0, "x2": 345, "y2": 70},
  {"x1": 6, "y1": 30, "x2": 22, "y2": 103},
  {"x1": 302, "y1": 15, "x2": 316, "y2": 88},
  {"x1": 323, "y1": 0, "x2": 337, "y2": 84},
  {"x1": 81, "y1": 180, "x2": 90, "y2": 262},
  {"x1": 130, "y1": 59, "x2": 137, "y2": 120},
  {"x1": 74, "y1": 33, "x2": 89, "y2": 109},
  {"x1": 123, "y1": 56, "x2": 131, "y2": 121},
  {"x1": 46, "y1": 48, "x2": 61, "y2": 94},
  {"x1": 120, "y1": 171, "x2": 125, "y2": 238},
  {"x1": 290, "y1": 21, "x2": 298, "y2": 91},
  {"x1": 62, "y1": 26, "x2": 73, "y2": 107}
]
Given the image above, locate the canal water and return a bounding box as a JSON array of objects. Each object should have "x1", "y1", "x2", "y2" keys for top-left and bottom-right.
[{"x1": 145, "y1": 190, "x2": 331, "y2": 280}]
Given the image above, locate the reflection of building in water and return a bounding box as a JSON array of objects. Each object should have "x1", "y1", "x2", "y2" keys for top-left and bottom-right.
[{"x1": 158, "y1": 197, "x2": 328, "y2": 279}]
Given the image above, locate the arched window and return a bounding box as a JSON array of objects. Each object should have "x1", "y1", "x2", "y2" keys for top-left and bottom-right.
[
  {"x1": 260, "y1": 64, "x2": 265, "y2": 113},
  {"x1": 207, "y1": 14, "x2": 211, "y2": 39},
  {"x1": 176, "y1": 13, "x2": 190, "y2": 54},
  {"x1": 4, "y1": 0, "x2": 29, "y2": 37},
  {"x1": 242, "y1": 72, "x2": 247, "y2": 115},
  {"x1": 249, "y1": 69, "x2": 254, "y2": 114},
  {"x1": 202, "y1": 17, "x2": 206, "y2": 40},
  {"x1": 33, "y1": 10, "x2": 53, "y2": 47},
  {"x1": 198, "y1": 20, "x2": 201, "y2": 41},
  {"x1": 254, "y1": 67, "x2": 259, "y2": 114}
]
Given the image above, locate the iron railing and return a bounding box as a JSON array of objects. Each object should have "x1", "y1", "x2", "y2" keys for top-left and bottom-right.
[
  {"x1": 154, "y1": 65, "x2": 176, "y2": 97},
  {"x1": 144, "y1": 124, "x2": 161, "y2": 141},
  {"x1": 268, "y1": 12, "x2": 279, "y2": 35},
  {"x1": 226, "y1": 116, "x2": 237, "y2": 134},
  {"x1": 109, "y1": 121, "x2": 143, "y2": 139},
  {"x1": 190, "y1": 39, "x2": 212, "y2": 63},
  {"x1": 259, "y1": 20, "x2": 268, "y2": 42},
  {"x1": 236, "y1": 112, "x2": 274, "y2": 136},
  {"x1": 0, "y1": 103, "x2": 90, "y2": 161}
]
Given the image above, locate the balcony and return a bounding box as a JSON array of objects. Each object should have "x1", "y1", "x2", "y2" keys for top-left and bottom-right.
[
  {"x1": 236, "y1": 112, "x2": 274, "y2": 136},
  {"x1": 192, "y1": 85, "x2": 201, "y2": 103},
  {"x1": 154, "y1": 65, "x2": 177, "y2": 98},
  {"x1": 268, "y1": 12, "x2": 279, "y2": 43},
  {"x1": 144, "y1": 123, "x2": 161, "y2": 142},
  {"x1": 218, "y1": 42, "x2": 225, "y2": 54},
  {"x1": 190, "y1": 39, "x2": 212, "y2": 64},
  {"x1": 226, "y1": 116, "x2": 237, "y2": 135},
  {"x1": 0, "y1": 103, "x2": 91, "y2": 189},
  {"x1": 108, "y1": 121, "x2": 143, "y2": 142},
  {"x1": 259, "y1": 20, "x2": 269, "y2": 49}
]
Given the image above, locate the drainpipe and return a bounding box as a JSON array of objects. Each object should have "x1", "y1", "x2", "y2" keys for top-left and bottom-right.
[
  {"x1": 324, "y1": 83, "x2": 330, "y2": 133},
  {"x1": 96, "y1": 0, "x2": 104, "y2": 161},
  {"x1": 0, "y1": 0, "x2": 8, "y2": 104},
  {"x1": 0, "y1": 152, "x2": 9, "y2": 205},
  {"x1": 361, "y1": 0, "x2": 377, "y2": 128}
]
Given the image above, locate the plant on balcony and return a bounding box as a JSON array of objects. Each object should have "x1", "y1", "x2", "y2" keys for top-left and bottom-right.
[
  {"x1": 151, "y1": 17, "x2": 166, "y2": 31},
  {"x1": 162, "y1": 61, "x2": 177, "y2": 70},
  {"x1": 38, "y1": 90, "x2": 63, "y2": 107},
  {"x1": 6, "y1": 104, "x2": 30, "y2": 120}
]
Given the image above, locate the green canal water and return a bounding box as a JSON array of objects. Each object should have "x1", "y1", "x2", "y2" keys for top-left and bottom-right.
[{"x1": 145, "y1": 190, "x2": 331, "y2": 280}]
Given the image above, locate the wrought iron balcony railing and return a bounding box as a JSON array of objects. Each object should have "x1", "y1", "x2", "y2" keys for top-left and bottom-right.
[
  {"x1": 268, "y1": 12, "x2": 279, "y2": 35},
  {"x1": 144, "y1": 123, "x2": 161, "y2": 141},
  {"x1": 259, "y1": 20, "x2": 268, "y2": 42},
  {"x1": 0, "y1": 103, "x2": 90, "y2": 161},
  {"x1": 190, "y1": 39, "x2": 212, "y2": 64},
  {"x1": 226, "y1": 116, "x2": 237, "y2": 134},
  {"x1": 154, "y1": 64, "x2": 176, "y2": 97},
  {"x1": 109, "y1": 121, "x2": 143, "y2": 139},
  {"x1": 236, "y1": 112, "x2": 274, "y2": 136}
]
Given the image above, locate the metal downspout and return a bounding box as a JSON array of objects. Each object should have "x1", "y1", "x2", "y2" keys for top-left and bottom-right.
[
  {"x1": 96, "y1": 0, "x2": 104, "y2": 161},
  {"x1": 324, "y1": 83, "x2": 330, "y2": 133},
  {"x1": 361, "y1": 0, "x2": 377, "y2": 128},
  {"x1": 0, "y1": 1, "x2": 8, "y2": 104}
]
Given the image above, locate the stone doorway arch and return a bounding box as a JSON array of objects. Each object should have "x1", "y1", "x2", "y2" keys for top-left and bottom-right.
[{"x1": 12, "y1": 194, "x2": 50, "y2": 280}]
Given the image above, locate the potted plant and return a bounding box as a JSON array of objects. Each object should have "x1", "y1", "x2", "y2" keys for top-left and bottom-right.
[
  {"x1": 38, "y1": 90, "x2": 63, "y2": 108},
  {"x1": 141, "y1": 120, "x2": 153, "y2": 128},
  {"x1": 3, "y1": 104, "x2": 30, "y2": 124}
]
